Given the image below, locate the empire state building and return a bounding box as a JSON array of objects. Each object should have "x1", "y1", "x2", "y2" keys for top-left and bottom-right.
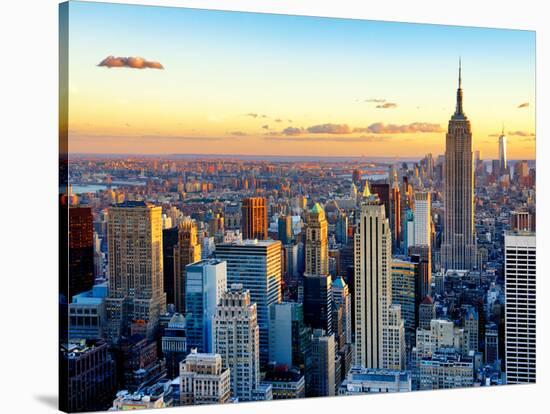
[{"x1": 441, "y1": 61, "x2": 477, "y2": 270}]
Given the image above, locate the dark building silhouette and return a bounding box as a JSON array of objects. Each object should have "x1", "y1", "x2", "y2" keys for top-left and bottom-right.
[
  {"x1": 162, "y1": 226, "x2": 179, "y2": 306},
  {"x1": 303, "y1": 275, "x2": 333, "y2": 335},
  {"x1": 68, "y1": 206, "x2": 95, "y2": 300},
  {"x1": 60, "y1": 339, "x2": 116, "y2": 413}
]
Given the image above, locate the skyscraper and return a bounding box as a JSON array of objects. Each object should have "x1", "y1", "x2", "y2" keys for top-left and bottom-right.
[
  {"x1": 278, "y1": 214, "x2": 293, "y2": 245},
  {"x1": 268, "y1": 302, "x2": 311, "y2": 372},
  {"x1": 309, "y1": 329, "x2": 336, "y2": 397},
  {"x1": 174, "y1": 218, "x2": 202, "y2": 314},
  {"x1": 185, "y1": 259, "x2": 227, "y2": 353},
  {"x1": 304, "y1": 203, "x2": 329, "y2": 276},
  {"x1": 105, "y1": 201, "x2": 166, "y2": 342},
  {"x1": 391, "y1": 258, "x2": 418, "y2": 350},
  {"x1": 413, "y1": 192, "x2": 431, "y2": 247},
  {"x1": 499, "y1": 127, "x2": 507, "y2": 174},
  {"x1": 215, "y1": 240, "x2": 282, "y2": 365},
  {"x1": 354, "y1": 195, "x2": 405, "y2": 369},
  {"x1": 162, "y1": 226, "x2": 179, "y2": 306},
  {"x1": 68, "y1": 206, "x2": 95, "y2": 299},
  {"x1": 214, "y1": 284, "x2": 260, "y2": 401},
  {"x1": 161, "y1": 313, "x2": 187, "y2": 379},
  {"x1": 242, "y1": 197, "x2": 268, "y2": 240},
  {"x1": 504, "y1": 232, "x2": 536, "y2": 384},
  {"x1": 332, "y1": 276, "x2": 352, "y2": 345},
  {"x1": 303, "y1": 203, "x2": 333, "y2": 334},
  {"x1": 441, "y1": 61, "x2": 477, "y2": 271}
]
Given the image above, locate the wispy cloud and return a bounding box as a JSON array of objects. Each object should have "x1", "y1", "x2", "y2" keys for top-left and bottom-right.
[
  {"x1": 376, "y1": 102, "x2": 398, "y2": 109},
  {"x1": 518, "y1": 102, "x2": 530, "y2": 108},
  {"x1": 354, "y1": 122, "x2": 443, "y2": 134},
  {"x1": 508, "y1": 130, "x2": 535, "y2": 137},
  {"x1": 282, "y1": 126, "x2": 305, "y2": 136},
  {"x1": 97, "y1": 55, "x2": 164, "y2": 69},
  {"x1": 307, "y1": 123, "x2": 353, "y2": 134},
  {"x1": 228, "y1": 131, "x2": 248, "y2": 136},
  {"x1": 364, "y1": 98, "x2": 387, "y2": 103},
  {"x1": 245, "y1": 113, "x2": 259, "y2": 118},
  {"x1": 262, "y1": 125, "x2": 269, "y2": 130}
]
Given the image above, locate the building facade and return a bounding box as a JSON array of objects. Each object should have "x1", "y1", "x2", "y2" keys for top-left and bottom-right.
[{"x1": 504, "y1": 232, "x2": 536, "y2": 384}]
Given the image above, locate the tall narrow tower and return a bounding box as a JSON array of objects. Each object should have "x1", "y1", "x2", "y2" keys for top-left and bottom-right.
[
  {"x1": 441, "y1": 60, "x2": 477, "y2": 270},
  {"x1": 499, "y1": 127, "x2": 507, "y2": 174}
]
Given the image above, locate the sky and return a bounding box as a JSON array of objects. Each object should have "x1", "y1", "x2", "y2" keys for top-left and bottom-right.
[{"x1": 65, "y1": 1, "x2": 536, "y2": 159}]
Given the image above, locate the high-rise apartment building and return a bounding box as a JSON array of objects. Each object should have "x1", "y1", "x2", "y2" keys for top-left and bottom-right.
[
  {"x1": 105, "y1": 201, "x2": 166, "y2": 342},
  {"x1": 174, "y1": 218, "x2": 202, "y2": 313},
  {"x1": 441, "y1": 62, "x2": 477, "y2": 271},
  {"x1": 214, "y1": 284, "x2": 260, "y2": 401},
  {"x1": 504, "y1": 232, "x2": 536, "y2": 384},
  {"x1": 185, "y1": 259, "x2": 227, "y2": 353},
  {"x1": 413, "y1": 192, "x2": 431, "y2": 247},
  {"x1": 215, "y1": 240, "x2": 282, "y2": 365},
  {"x1": 242, "y1": 197, "x2": 268, "y2": 240},
  {"x1": 179, "y1": 350, "x2": 231, "y2": 406},
  {"x1": 391, "y1": 258, "x2": 418, "y2": 349}
]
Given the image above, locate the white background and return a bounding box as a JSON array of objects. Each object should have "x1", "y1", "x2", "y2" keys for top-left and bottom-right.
[{"x1": 0, "y1": 0, "x2": 546, "y2": 413}]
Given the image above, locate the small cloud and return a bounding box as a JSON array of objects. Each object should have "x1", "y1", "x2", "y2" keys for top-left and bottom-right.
[
  {"x1": 245, "y1": 113, "x2": 259, "y2": 118},
  {"x1": 354, "y1": 122, "x2": 443, "y2": 134},
  {"x1": 307, "y1": 123, "x2": 352, "y2": 134},
  {"x1": 518, "y1": 102, "x2": 529, "y2": 108},
  {"x1": 97, "y1": 55, "x2": 164, "y2": 69},
  {"x1": 365, "y1": 98, "x2": 386, "y2": 103},
  {"x1": 261, "y1": 114, "x2": 268, "y2": 118},
  {"x1": 265, "y1": 135, "x2": 391, "y2": 143},
  {"x1": 508, "y1": 130, "x2": 535, "y2": 137},
  {"x1": 282, "y1": 127, "x2": 304, "y2": 136},
  {"x1": 376, "y1": 102, "x2": 398, "y2": 109},
  {"x1": 262, "y1": 125, "x2": 269, "y2": 130},
  {"x1": 274, "y1": 119, "x2": 283, "y2": 123},
  {"x1": 287, "y1": 119, "x2": 293, "y2": 123},
  {"x1": 228, "y1": 131, "x2": 248, "y2": 136}
]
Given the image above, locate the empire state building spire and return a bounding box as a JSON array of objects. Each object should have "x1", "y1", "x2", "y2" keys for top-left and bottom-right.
[
  {"x1": 441, "y1": 59, "x2": 477, "y2": 271},
  {"x1": 454, "y1": 58, "x2": 464, "y2": 117}
]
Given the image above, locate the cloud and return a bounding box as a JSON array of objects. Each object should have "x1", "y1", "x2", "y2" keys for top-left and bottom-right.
[
  {"x1": 274, "y1": 119, "x2": 283, "y2": 123},
  {"x1": 262, "y1": 125, "x2": 269, "y2": 130},
  {"x1": 228, "y1": 131, "x2": 248, "y2": 136},
  {"x1": 517, "y1": 102, "x2": 529, "y2": 108},
  {"x1": 245, "y1": 113, "x2": 259, "y2": 118},
  {"x1": 306, "y1": 123, "x2": 353, "y2": 134},
  {"x1": 376, "y1": 102, "x2": 398, "y2": 109},
  {"x1": 97, "y1": 55, "x2": 164, "y2": 69},
  {"x1": 354, "y1": 122, "x2": 443, "y2": 134},
  {"x1": 508, "y1": 130, "x2": 535, "y2": 137},
  {"x1": 364, "y1": 99, "x2": 386, "y2": 103},
  {"x1": 282, "y1": 127, "x2": 305, "y2": 136}
]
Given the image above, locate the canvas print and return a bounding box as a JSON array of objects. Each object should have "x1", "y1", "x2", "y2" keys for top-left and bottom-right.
[{"x1": 59, "y1": 1, "x2": 536, "y2": 412}]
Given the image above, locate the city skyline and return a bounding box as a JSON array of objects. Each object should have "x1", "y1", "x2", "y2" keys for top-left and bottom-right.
[{"x1": 66, "y1": 1, "x2": 535, "y2": 159}]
